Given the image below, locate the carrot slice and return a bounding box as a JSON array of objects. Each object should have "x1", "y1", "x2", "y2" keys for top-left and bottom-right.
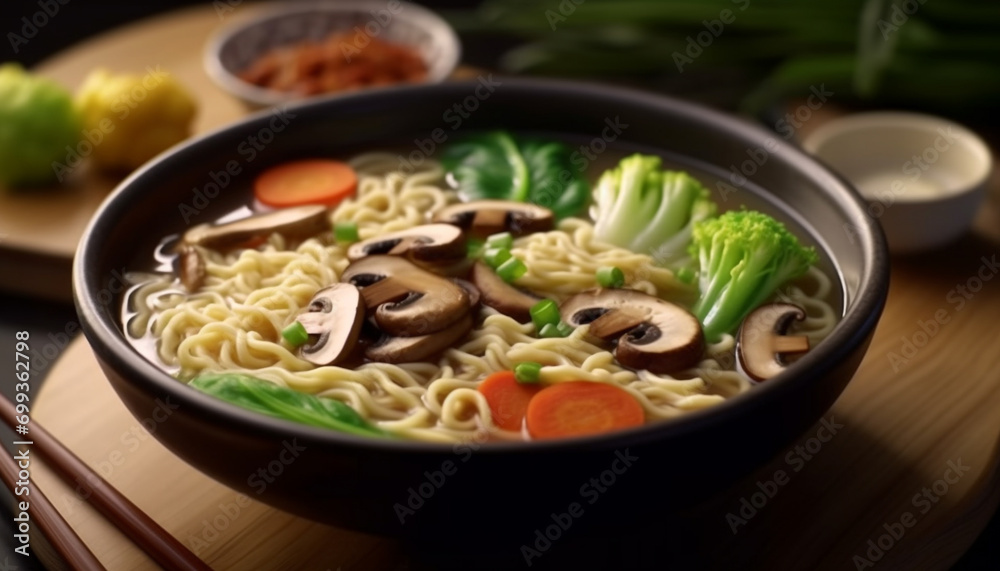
[
  {"x1": 254, "y1": 159, "x2": 357, "y2": 208},
  {"x1": 526, "y1": 381, "x2": 644, "y2": 440},
  {"x1": 478, "y1": 371, "x2": 541, "y2": 432}
]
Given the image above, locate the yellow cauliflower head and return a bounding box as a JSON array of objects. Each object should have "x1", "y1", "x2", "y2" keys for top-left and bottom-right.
[{"x1": 75, "y1": 66, "x2": 197, "y2": 172}]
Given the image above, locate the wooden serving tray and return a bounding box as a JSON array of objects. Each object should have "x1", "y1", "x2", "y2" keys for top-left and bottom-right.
[{"x1": 30, "y1": 222, "x2": 1000, "y2": 569}]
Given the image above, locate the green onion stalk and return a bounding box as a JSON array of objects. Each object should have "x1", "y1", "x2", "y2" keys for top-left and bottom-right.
[{"x1": 444, "y1": 0, "x2": 1000, "y2": 117}]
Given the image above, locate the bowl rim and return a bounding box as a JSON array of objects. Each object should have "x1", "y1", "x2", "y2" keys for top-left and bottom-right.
[
  {"x1": 203, "y1": 0, "x2": 462, "y2": 107},
  {"x1": 74, "y1": 77, "x2": 889, "y2": 456}
]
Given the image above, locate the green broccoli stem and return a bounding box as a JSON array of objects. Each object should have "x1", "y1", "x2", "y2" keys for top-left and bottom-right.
[{"x1": 691, "y1": 210, "x2": 817, "y2": 342}]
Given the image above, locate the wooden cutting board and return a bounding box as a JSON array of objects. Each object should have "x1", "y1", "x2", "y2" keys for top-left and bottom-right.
[{"x1": 28, "y1": 217, "x2": 1000, "y2": 569}]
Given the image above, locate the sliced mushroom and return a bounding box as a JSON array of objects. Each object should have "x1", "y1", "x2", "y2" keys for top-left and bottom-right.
[
  {"x1": 561, "y1": 289, "x2": 704, "y2": 374},
  {"x1": 419, "y1": 256, "x2": 475, "y2": 278},
  {"x1": 181, "y1": 205, "x2": 329, "y2": 251},
  {"x1": 452, "y1": 278, "x2": 481, "y2": 308},
  {"x1": 432, "y1": 200, "x2": 554, "y2": 238},
  {"x1": 470, "y1": 261, "x2": 539, "y2": 323},
  {"x1": 177, "y1": 246, "x2": 205, "y2": 292},
  {"x1": 366, "y1": 314, "x2": 473, "y2": 363},
  {"x1": 736, "y1": 303, "x2": 810, "y2": 382},
  {"x1": 346, "y1": 224, "x2": 465, "y2": 262},
  {"x1": 296, "y1": 283, "x2": 366, "y2": 366},
  {"x1": 340, "y1": 255, "x2": 470, "y2": 337}
]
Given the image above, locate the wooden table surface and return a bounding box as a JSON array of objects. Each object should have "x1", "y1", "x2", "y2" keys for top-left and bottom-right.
[{"x1": 9, "y1": 4, "x2": 1000, "y2": 570}]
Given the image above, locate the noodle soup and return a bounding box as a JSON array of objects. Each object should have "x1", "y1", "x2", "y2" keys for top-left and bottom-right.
[{"x1": 122, "y1": 133, "x2": 839, "y2": 443}]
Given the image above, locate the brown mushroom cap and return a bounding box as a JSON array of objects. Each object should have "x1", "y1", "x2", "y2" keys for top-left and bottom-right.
[
  {"x1": 177, "y1": 246, "x2": 205, "y2": 292},
  {"x1": 365, "y1": 314, "x2": 473, "y2": 363},
  {"x1": 346, "y1": 223, "x2": 466, "y2": 263},
  {"x1": 432, "y1": 200, "x2": 554, "y2": 238},
  {"x1": 470, "y1": 261, "x2": 539, "y2": 323},
  {"x1": 182, "y1": 205, "x2": 329, "y2": 251},
  {"x1": 452, "y1": 278, "x2": 481, "y2": 308},
  {"x1": 419, "y1": 256, "x2": 475, "y2": 278},
  {"x1": 340, "y1": 255, "x2": 470, "y2": 337},
  {"x1": 736, "y1": 303, "x2": 810, "y2": 382},
  {"x1": 296, "y1": 283, "x2": 366, "y2": 366},
  {"x1": 561, "y1": 289, "x2": 704, "y2": 374}
]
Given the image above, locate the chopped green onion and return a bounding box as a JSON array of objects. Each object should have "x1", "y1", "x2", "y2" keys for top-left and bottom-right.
[
  {"x1": 539, "y1": 323, "x2": 563, "y2": 338},
  {"x1": 530, "y1": 299, "x2": 561, "y2": 330},
  {"x1": 556, "y1": 321, "x2": 575, "y2": 337},
  {"x1": 539, "y1": 321, "x2": 574, "y2": 338},
  {"x1": 596, "y1": 266, "x2": 625, "y2": 288},
  {"x1": 466, "y1": 238, "x2": 485, "y2": 258},
  {"x1": 514, "y1": 361, "x2": 542, "y2": 384},
  {"x1": 485, "y1": 231, "x2": 514, "y2": 250},
  {"x1": 334, "y1": 221, "x2": 359, "y2": 244},
  {"x1": 483, "y1": 247, "x2": 512, "y2": 268},
  {"x1": 676, "y1": 267, "x2": 696, "y2": 285},
  {"x1": 281, "y1": 321, "x2": 309, "y2": 347},
  {"x1": 496, "y1": 257, "x2": 527, "y2": 283}
]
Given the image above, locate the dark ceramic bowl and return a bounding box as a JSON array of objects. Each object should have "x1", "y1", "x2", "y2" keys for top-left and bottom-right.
[{"x1": 74, "y1": 79, "x2": 887, "y2": 566}]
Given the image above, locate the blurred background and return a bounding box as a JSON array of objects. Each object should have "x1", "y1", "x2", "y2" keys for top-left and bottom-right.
[
  {"x1": 6, "y1": 0, "x2": 1000, "y2": 119},
  {"x1": 1, "y1": 0, "x2": 998, "y2": 567}
]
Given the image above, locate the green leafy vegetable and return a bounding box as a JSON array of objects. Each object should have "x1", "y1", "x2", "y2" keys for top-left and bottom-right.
[
  {"x1": 0, "y1": 63, "x2": 80, "y2": 187},
  {"x1": 450, "y1": 0, "x2": 1000, "y2": 117},
  {"x1": 190, "y1": 373, "x2": 389, "y2": 438},
  {"x1": 591, "y1": 154, "x2": 716, "y2": 265},
  {"x1": 689, "y1": 210, "x2": 818, "y2": 342},
  {"x1": 442, "y1": 131, "x2": 589, "y2": 219}
]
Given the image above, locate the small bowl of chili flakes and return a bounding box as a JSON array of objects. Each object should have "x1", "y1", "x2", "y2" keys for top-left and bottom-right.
[{"x1": 205, "y1": 0, "x2": 461, "y2": 107}]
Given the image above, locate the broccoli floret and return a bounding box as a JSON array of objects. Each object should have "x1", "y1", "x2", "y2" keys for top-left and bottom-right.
[
  {"x1": 690, "y1": 210, "x2": 818, "y2": 341},
  {"x1": 591, "y1": 154, "x2": 716, "y2": 265}
]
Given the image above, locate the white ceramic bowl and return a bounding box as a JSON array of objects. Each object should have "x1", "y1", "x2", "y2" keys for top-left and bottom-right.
[
  {"x1": 802, "y1": 112, "x2": 992, "y2": 254},
  {"x1": 204, "y1": 0, "x2": 461, "y2": 107}
]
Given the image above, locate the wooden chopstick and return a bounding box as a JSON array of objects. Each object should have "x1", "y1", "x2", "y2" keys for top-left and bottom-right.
[
  {"x1": 0, "y1": 443, "x2": 105, "y2": 570},
  {"x1": 0, "y1": 395, "x2": 211, "y2": 571}
]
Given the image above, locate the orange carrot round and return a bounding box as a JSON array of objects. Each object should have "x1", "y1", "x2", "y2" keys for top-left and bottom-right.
[
  {"x1": 254, "y1": 159, "x2": 357, "y2": 208},
  {"x1": 526, "y1": 381, "x2": 644, "y2": 440},
  {"x1": 477, "y1": 371, "x2": 541, "y2": 432}
]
